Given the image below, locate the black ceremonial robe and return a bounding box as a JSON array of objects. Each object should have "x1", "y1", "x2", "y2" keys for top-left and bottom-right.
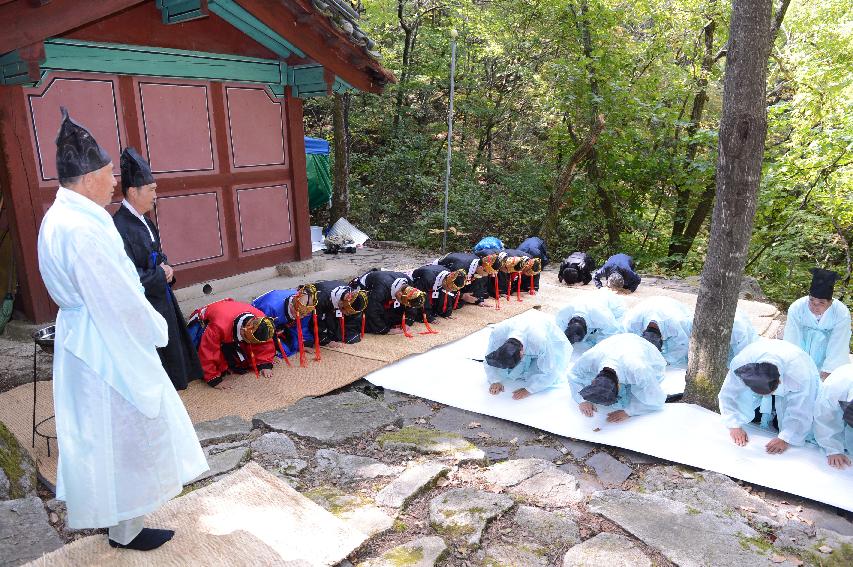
[
  {"x1": 412, "y1": 264, "x2": 456, "y2": 321},
  {"x1": 113, "y1": 204, "x2": 203, "y2": 390},
  {"x1": 437, "y1": 252, "x2": 488, "y2": 306},
  {"x1": 314, "y1": 280, "x2": 365, "y2": 345},
  {"x1": 352, "y1": 270, "x2": 419, "y2": 334}
]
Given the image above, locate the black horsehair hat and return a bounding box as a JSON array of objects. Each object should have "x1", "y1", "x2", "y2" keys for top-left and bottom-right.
[
  {"x1": 485, "y1": 338, "x2": 523, "y2": 369},
  {"x1": 809, "y1": 268, "x2": 839, "y2": 300},
  {"x1": 120, "y1": 147, "x2": 155, "y2": 191},
  {"x1": 579, "y1": 368, "x2": 619, "y2": 406},
  {"x1": 565, "y1": 316, "x2": 587, "y2": 345},
  {"x1": 734, "y1": 362, "x2": 781, "y2": 395},
  {"x1": 55, "y1": 107, "x2": 111, "y2": 180}
]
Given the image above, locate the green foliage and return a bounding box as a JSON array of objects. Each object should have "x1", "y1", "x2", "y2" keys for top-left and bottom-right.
[{"x1": 307, "y1": 0, "x2": 851, "y2": 307}]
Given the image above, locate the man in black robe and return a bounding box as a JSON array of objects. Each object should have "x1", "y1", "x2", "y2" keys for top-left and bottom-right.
[
  {"x1": 314, "y1": 280, "x2": 368, "y2": 345},
  {"x1": 352, "y1": 269, "x2": 426, "y2": 335},
  {"x1": 436, "y1": 252, "x2": 501, "y2": 307},
  {"x1": 113, "y1": 148, "x2": 202, "y2": 390},
  {"x1": 558, "y1": 251, "x2": 596, "y2": 286},
  {"x1": 411, "y1": 265, "x2": 467, "y2": 321}
]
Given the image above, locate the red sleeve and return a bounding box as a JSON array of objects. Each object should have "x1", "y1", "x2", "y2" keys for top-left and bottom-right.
[{"x1": 198, "y1": 325, "x2": 228, "y2": 382}]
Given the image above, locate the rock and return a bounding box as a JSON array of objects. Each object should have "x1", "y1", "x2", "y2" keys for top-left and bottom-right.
[
  {"x1": 484, "y1": 446, "x2": 510, "y2": 463},
  {"x1": 376, "y1": 462, "x2": 450, "y2": 509},
  {"x1": 0, "y1": 422, "x2": 37, "y2": 499},
  {"x1": 429, "y1": 488, "x2": 514, "y2": 545},
  {"x1": 206, "y1": 440, "x2": 250, "y2": 454},
  {"x1": 250, "y1": 432, "x2": 298, "y2": 458},
  {"x1": 586, "y1": 452, "x2": 633, "y2": 485},
  {"x1": 275, "y1": 458, "x2": 308, "y2": 476},
  {"x1": 484, "y1": 544, "x2": 549, "y2": 567},
  {"x1": 512, "y1": 506, "x2": 581, "y2": 549},
  {"x1": 378, "y1": 427, "x2": 484, "y2": 462},
  {"x1": 192, "y1": 447, "x2": 249, "y2": 483},
  {"x1": 253, "y1": 391, "x2": 401, "y2": 443},
  {"x1": 382, "y1": 389, "x2": 415, "y2": 405},
  {"x1": 616, "y1": 449, "x2": 660, "y2": 465},
  {"x1": 397, "y1": 401, "x2": 435, "y2": 422},
  {"x1": 515, "y1": 445, "x2": 563, "y2": 461},
  {"x1": 481, "y1": 458, "x2": 554, "y2": 487},
  {"x1": 0, "y1": 497, "x2": 63, "y2": 566},
  {"x1": 360, "y1": 536, "x2": 448, "y2": 567},
  {"x1": 562, "y1": 533, "x2": 651, "y2": 567},
  {"x1": 194, "y1": 415, "x2": 252, "y2": 446},
  {"x1": 589, "y1": 490, "x2": 775, "y2": 566},
  {"x1": 430, "y1": 407, "x2": 537, "y2": 444},
  {"x1": 641, "y1": 466, "x2": 776, "y2": 518},
  {"x1": 559, "y1": 437, "x2": 596, "y2": 460},
  {"x1": 315, "y1": 449, "x2": 403, "y2": 483},
  {"x1": 304, "y1": 485, "x2": 393, "y2": 538},
  {"x1": 511, "y1": 468, "x2": 584, "y2": 507},
  {"x1": 740, "y1": 276, "x2": 767, "y2": 301}
]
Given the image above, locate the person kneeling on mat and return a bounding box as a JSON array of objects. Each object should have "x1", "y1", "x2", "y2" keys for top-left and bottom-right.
[
  {"x1": 314, "y1": 280, "x2": 368, "y2": 346},
  {"x1": 555, "y1": 295, "x2": 624, "y2": 348},
  {"x1": 484, "y1": 311, "x2": 570, "y2": 400},
  {"x1": 558, "y1": 251, "x2": 595, "y2": 286},
  {"x1": 252, "y1": 284, "x2": 320, "y2": 366},
  {"x1": 623, "y1": 296, "x2": 694, "y2": 366},
  {"x1": 411, "y1": 264, "x2": 467, "y2": 321},
  {"x1": 813, "y1": 363, "x2": 853, "y2": 469},
  {"x1": 352, "y1": 269, "x2": 426, "y2": 336},
  {"x1": 718, "y1": 338, "x2": 819, "y2": 454},
  {"x1": 569, "y1": 333, "x2": 667, "y2": 422}
]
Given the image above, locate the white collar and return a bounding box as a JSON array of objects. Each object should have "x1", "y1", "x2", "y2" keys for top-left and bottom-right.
[{"x1": 122, "y1": 198, "x2": 155, "y2": 242}]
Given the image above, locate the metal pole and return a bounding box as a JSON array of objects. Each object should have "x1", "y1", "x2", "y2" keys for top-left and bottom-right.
[{"x1": 442, "y1": 29, "x2": 458, "y2": 254}]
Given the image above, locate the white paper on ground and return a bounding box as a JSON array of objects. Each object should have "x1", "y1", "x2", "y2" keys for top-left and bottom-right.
[{"x1": 366, "y1": 313, "x2": 853, "y2": 512}]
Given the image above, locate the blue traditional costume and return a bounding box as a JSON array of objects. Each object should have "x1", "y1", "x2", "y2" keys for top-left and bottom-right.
[
  {"x1": 484, "y1": 310, "x2": 570, "y2": 396},
  {"x1": 252, "y1": 285, "x2": 320, "y2": 366},
  {"x1": 718, "y1": 338, "x2": 819, "y2": 447},
  {"x1": 783, "y1": 269, "x2": 851, "y2": 375},
  {"x1": 569, "y1": 333, "x2": 667, "y2": 417}
]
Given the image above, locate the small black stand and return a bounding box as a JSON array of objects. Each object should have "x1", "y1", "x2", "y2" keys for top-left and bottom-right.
[{"x1": 31, "y1": 326, "x2": 56, "y2": 456}]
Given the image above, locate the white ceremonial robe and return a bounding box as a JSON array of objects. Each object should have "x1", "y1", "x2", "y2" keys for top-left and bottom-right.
[
  {"x1": 813, "y1": 364, "x2": 853, "y2": 457},
  {"x1": 37, "y1": 187, "x2": 207, "y2": 529},
  {"x1": 568, "y1": 333, "x2": 667, "y2": 416},
  {"x1": 718, "y1": 338, "x2": 819, "y2": 446},
  {"x1": 623, "y1": 296, "x2": 694, "y2": 366},
  {"x1": 783, "y1": 296, "x2": 851, "y2": 374}
]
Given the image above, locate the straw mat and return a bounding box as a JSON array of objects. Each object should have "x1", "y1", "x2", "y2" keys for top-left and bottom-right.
[{"x1": 25, "y1": 462, "x2": 367, "y2": 567}]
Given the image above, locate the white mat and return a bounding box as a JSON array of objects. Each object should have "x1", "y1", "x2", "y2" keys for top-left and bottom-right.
[{"x1": 366, "y1": 313, "x2": 853, "y2": 512}]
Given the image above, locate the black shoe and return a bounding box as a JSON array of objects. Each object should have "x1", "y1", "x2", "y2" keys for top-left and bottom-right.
[{"x1": 109, "y1": 528, "x2": 175, "y2": 551}]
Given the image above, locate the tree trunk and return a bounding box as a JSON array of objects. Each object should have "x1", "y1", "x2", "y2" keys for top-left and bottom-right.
[
  {"x1": 683, "y1": 0, "x2": 773, "y2": 410},
  {"x1": 330, "y1": 92, "x2": 351, "y2": 223}
]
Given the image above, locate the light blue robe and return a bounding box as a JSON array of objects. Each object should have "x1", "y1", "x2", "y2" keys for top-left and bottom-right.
[
  {"x1": 623, "y1": 296, "x2": 694, "y2": 366},
  {"x1": 813, "y1": 364, "x2": 853, "y2": 456},
  {"x1": 729, "y1": 310, "x2": 759, "y2": 364},
  {"x1": 484, "y1": 310, "x2": 570, "y2": 394},
  {"x1": 555, "y1": 295, "x2": 624, "y2": 348},
  {"x1": 718, "y1": 338, "x2": 819, "y2": 446},
  {"x1": 783, "y1": 296, "x2": 851, "y2": 374},
  {"x1": 568, "y1": 333, "x2": 667, "y2": 416},
  {"x1": 37, "y1": 187, "x2": 207, "y2": 529}
]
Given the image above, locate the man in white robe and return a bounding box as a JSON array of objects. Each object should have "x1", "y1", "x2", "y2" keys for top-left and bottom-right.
[
  {"x1": 37, "y1": 108, "x2": 207, "y2": 550},
  {"x1": 813, "y1": 364, "x2": 853, "y2": 469}
]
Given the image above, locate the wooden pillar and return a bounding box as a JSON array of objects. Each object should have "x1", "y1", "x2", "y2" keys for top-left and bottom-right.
[
  {"x1": 284, "y1": 87, "x2": 311, "y2": 261},
  {"x1": 0, "y1": 86, "x2": 55, "y2": 323}
]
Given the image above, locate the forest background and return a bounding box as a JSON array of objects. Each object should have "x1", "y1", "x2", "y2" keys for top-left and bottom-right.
[{"x1": 307, "y1": 0, "x2": 852, "y2": 312}]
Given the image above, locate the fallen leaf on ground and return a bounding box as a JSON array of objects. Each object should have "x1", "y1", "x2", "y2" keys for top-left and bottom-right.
[
  {"x1": 769, "y1": 554, "x2": 786, "y2": 564},
  {"x1": 818, "y1": 545, "x2": 833, "y2": 554},
  {"x1": 476, "y1": 432, "x2": 491, "y2": 439},
  {"x1": 467, "y1": 421, "x2": 481, "y2": 429},
  {"x1": 593, "y1": 428, "x2": 601, "y2": 432}
]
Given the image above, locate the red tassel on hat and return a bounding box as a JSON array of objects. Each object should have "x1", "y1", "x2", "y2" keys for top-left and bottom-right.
[
  {"x1": 401, "y1": 312, "x2": 413, "y2": 338},
  {"x1": 249, "y1": 348, "x2": 259, "y2": 379},
  {"x1": 296, "y1": 317, "x2": 307, "y2": 366},
  {"x1": 529, "y1": 275, "x2": 536, "y2": 295},
  {"x1": 453, "y1": 292, "x2": 460, "y2": 310},
  {"x1": 339, "y1": 315, "x2": 346, "y2": 344},
  {"x1": 276, "y1": 334, "x2": 291, "y2": 367},
  {"x1": 516, "y1": 273, "x2": 523, "y2": 302},
  {"x1": 360, "y1": 313, "x2": 365, "y2": 339},
  {"x1": 420, "y1": 312, "x2": 438, "y2": 334},
  {"x1": 442, "y1": 292, "x2": 448, "y2": 313},
  {"x1": 313, "y1": 311, "x2": 321, "y2": 361},
  {"x1": 494, "y1": 276, "x2": 501, "y2": 310}
]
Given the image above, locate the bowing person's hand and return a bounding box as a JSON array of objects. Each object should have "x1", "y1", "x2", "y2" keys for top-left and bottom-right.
[
  {"x1": 512, "y1": 388, "x2": 530, "y2": 400},
  {"x1": 489, "y1": 382, "x2": 505, "y2": 395},
  {"x1": 579, "y1": 401, "x2": 596, "y2": 417},
  {"x1": 161, "y1": 263, "x2": 175, "y2": 283},
  {"x1": 827, "y1": 454, "x2": 851, "y2": 469},
  {"x1": 606, "y1": 410, "x2": 629, "y2": 423},
  {"x1": 729, "y1": 427, "x2": 749, "y2": 446},
  {"x1": 765, "y1": 437, "x2": 789, "y2": 454},
  {"x1": 260, "y1": 368, "x2": 273, "y2": 379}
]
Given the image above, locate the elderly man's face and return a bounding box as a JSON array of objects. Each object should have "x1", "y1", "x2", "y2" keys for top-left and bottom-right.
[
  {"x1": 80, "y1": 163, "x2": 117, "y2": 207},
  {"x1": 808, "y1": 296, "x2": 832, "y2": 317}
]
